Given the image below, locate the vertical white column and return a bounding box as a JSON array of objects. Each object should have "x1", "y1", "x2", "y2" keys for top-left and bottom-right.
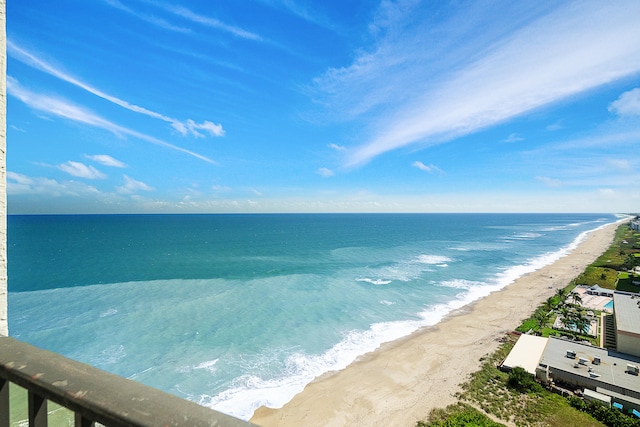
[{"x1": 0, "y1": 0, "x2": 7, "y2": 337}]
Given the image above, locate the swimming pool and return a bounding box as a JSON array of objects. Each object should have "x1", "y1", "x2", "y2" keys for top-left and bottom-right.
[{"x1": 604, "y1": 300, "x2": 614, "y2": 310}]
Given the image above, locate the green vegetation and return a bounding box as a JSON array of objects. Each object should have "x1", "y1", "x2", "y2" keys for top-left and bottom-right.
[
  {"x1": 418, "y1": 336, "x2": 610, "y2": 427},
  {"x1": 9, "y1": 383, "x2": 73, "y2": 427},
  {"x1": 418, "y1": 220, "x2": 640, "y2": 427},
  {"x1": 573, "y1": 223, "x2": 640, "y2": 291},
  {"x1": 568, "y1": 397, "x2": 640, "y2": 427},
  {"x1": 507, "y1": 367, "x2": 543, "y2": 394},
  {"x1": 417, "y1": 403, "x2": 506, "y2": 427}
]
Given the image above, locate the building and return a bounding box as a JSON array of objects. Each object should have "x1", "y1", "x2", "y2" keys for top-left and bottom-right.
[
  {"x1": 586, "y1": 285, "x2": 614, "y2": 297},
  {"x1": 613, "y1": 292, "x2": 640, "y2": 357},
  {"x1": 500, "y1": 334, "x2": 548, "y2": 374},
  {"x1": 536, "y1": 337, "x2": 640, "y2": 413}
]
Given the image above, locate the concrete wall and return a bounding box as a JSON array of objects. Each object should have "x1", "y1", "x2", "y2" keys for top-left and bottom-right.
[
  {"x1": 617, "y1": 331, "x2": 640, "y2": 358},
  {"x1": 0, "y1": 0, "x2": 7, "y2": 337}
]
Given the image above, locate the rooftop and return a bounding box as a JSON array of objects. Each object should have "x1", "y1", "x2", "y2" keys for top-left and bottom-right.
[
  {"x1": 539, "y1": 337, "x2": 640, "y2": 394},
  {"x1": 614, "y1": 292, "x2": 640, "y2": 335},
  {"x1": 501, "y1": 334, "x2": 548, "y2": 374}
]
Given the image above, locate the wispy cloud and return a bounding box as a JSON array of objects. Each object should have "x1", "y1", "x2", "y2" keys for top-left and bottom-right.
[
  {"x1": 85, "y1": 154, "x2": 127, "y2": 168},
  {"x1": 117, "y1": 175, "x2": 154, "y2": 194},
  {"x1": 314, "y1": 2, "x2": 640, "y2": 167},
  {"x1": 412, "y1": 161, "x2": 443, "y2": 174},
  {"x1": 7, "y1": 77, "x2": 217, "y2": 164},
  {"x1": 609, "y1": 88, "x2": 640, "y2": 117},
  {"x1": 103, "y1": 0, "x2": 191, "y2": 33},
  {"x1": 7, "y1": 41, "x2": 225, "y2": 138},
  {"x1": 7, "y1": 171, "x2": 101, "y2": 197},
  {"x1": 606, "y1": 158, "x2": 633, "y2": 171},
  {"x1": 502, "y1": 133, "x2": 524, "y2": 143},
  {"x1": 328, "y1": 143, "x2": 347, "y2": 152},
  {"x1": 317, "y1": 167, "x2": 334, "y2": 177},
  {"x1": 256, "y1": 0, "x2": 337, "y2": 32},
  {"x1": 58, "y1": 161, "x2": 107, "y2": 179},
  {"x1": 536, "y1": 176, "x2": 563, "y2": 188},
  {"x1": 154, "y1": 3, "x2": 262, "y2": 41}
]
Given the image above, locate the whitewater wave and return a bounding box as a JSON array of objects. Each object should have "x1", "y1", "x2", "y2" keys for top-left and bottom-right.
[{"x1": 202, "y1": 220, "x2": 614, "y2": 421}]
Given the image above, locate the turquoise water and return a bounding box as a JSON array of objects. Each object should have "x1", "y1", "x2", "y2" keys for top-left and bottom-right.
[
  {"x1": 7, "y1": 213, "x2": 618, "y2": 419},
  {"x1": 604, "y1": 300, "x2": 614, "y2": 309}
]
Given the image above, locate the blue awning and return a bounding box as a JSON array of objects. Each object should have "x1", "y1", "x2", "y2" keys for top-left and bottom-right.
[
  {"x1": 612, "y1": 402, "x2": 623, "y2": 410},
  {"x1": 632, "y1": 409, "x2": 640, "y2": 418}
]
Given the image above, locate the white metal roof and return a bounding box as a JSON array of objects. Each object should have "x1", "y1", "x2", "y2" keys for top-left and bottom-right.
[{"x1": 501, "y1": 334, "x2": 549, "y2": 375}]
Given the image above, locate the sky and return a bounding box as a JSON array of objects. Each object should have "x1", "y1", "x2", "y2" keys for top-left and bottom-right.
[{"x1": 6, "y1": 0, "x2": 640, "y2": 214}]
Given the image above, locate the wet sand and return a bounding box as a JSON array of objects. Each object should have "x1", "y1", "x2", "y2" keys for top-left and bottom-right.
[{"x1": 251, "y1": 221, "x2": 620, "y2": 427}]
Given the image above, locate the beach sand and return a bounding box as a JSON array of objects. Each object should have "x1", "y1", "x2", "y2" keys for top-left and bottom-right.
[{"x1": 251, "y1": 221, "x2": 621, "y2": 427}]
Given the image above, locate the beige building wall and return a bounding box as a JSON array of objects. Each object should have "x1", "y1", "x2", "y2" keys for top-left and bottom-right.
[
  {"x1": 0, "y1": 0, "x2": 7, "y2": 336},
  {"x1": 617, "y1": 331, "x2": 640, "y2": 358}
]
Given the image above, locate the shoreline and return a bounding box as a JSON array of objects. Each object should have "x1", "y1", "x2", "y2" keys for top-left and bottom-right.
[{"x1": 251, "y1": 220, "x2": 621, "y2": 427}]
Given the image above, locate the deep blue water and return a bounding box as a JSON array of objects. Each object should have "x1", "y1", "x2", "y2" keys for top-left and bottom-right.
[{"x1": 7, "y1": 213, "x2": 618, "y2": 419}]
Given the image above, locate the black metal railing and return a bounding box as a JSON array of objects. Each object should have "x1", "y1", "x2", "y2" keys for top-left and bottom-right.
[{"x1": 0, "y1": 336, "x2": 256, "y2": 427}]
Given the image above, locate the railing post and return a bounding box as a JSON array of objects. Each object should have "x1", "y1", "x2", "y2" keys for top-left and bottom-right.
[
  {"x1": 28, "y1": 391, "x2": 47, "y2": 427},
  {"x1": 0, "y1": 378, "x2": 8, "y2": 427},
  {"x1": 75, "y1": 412, "x2": 95, "y2": 427}
]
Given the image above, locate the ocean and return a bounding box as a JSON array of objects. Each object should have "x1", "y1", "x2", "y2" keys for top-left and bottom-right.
[{"x1": 7, "y1": 213, "x2": 618, "y2": 420}]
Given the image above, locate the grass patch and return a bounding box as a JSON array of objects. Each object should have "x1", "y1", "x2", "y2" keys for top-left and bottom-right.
[
  {"x1": 9, "y1": 384, "x2": 74, "y2": 427},
  {"x1": 418, "y1": 402, "x2": 506, "y2": 427}
]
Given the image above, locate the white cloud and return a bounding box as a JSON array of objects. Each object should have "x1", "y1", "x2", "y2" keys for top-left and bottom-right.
[
  {"x1": 251, "y1": 188, "x2": 263, "y2": 196},
  {"x1": 606, "y1": 159, "x2": 632, "y2": 171},
  {"x1": 535, "y1": 176, "x2": 563, "y2": 188},
  {"x1": 412, "y1": 161, "x2": 443, "y2": 174},
  {"x1": 212, "y1": 185, "x2": 232, "y2": 192},
  {"x1": 85, "y1": 154, "x2": 127, "y2": 168},
  {"x1": 317, "y1": 167, "x2": 334, "y2": 177},
  {"x1": 609, "y1": 88, "x2": 640, "y2": 117},
  {"x1": 546, "y1": 120, "x2": 564, "y2": 131},
  {"x1": 157, "y1": 3, "x2": 262, "y2": 41},
  {"x1": 8, "y1": 42, "x2": 225, "y2": 138},
  {"x1": 176, "y1": 119, "x2": 225, "y2": 138},
  {"x1": 7, "y1": 171, "x2": 101, "y2": 196},
  {"x1": 328, "y1": 143, "x2": 347, "y2": 152},
  {"x1": 598, "y1": 188, "x2": 616, "y2": 196},
  {"x1": 315, "y1": 2, "x2": 640, "y2": 167},
  {"x1": 103, "y1": 0, "x2": 192, "y2": 33},
  {"x1": 502, "y1": 133, "x2": 523, "y2": 143},
  {"x1": 7, "y1": 77, "x2": 216, "y2": 163},
  {"x1": 117, "y1": 175, "x2": 154, "y2": 194},
  {"x1": 58, "y1": 161, "x2": 107, "y2": 179}
]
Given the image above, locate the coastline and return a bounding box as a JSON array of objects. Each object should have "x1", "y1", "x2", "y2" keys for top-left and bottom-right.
[{"x1": 250, "y1": 220, "x2": 621, "y2": 427}]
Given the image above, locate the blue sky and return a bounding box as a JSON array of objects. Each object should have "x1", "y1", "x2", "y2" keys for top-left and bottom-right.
[{"x1": 7, "y1": 1, "x2": 640, "y2": 214}]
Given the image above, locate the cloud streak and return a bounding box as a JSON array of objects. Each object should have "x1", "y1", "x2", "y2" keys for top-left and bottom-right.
[
  {"x1": 85, "y1": 154, "x2": 127, "y2": 168},
  {"x1": 316, "y1": 1, "x2": 640, "y2": 167},
  {"x1": 609, "y1": 88, "x2": 640, "y2": 117},
  {"x1": 58, "y1": 161, "x2": 107, "y2": 179},
  {"x1": 8, "y1": 41, "x2": 225, "y2": 138},
  {"x1": 7, "y1": 77, "x2": 217, "y2": 164},
  {"x1": 155, "y1": 3, "x2": 262, "y2": 41},
  {"x1": 412, "y1": 161, "x2": 443, "y2": 174}
]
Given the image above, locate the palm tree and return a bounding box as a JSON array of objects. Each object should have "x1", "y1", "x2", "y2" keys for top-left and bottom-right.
[
  {"x1": 555, "y1": 287, "x2": 568, "y2": 307},
  {"x1": 0, "y1": 0, "x2": 7, "y2": 337},
  {"x1": 543, "y1": 296, "x2": 555, "y2": 313},
  {"x1": 570, "y1": 291, "x2": 583, "y2": 307},
  {"x1": 533, "y1": 310, "x2": 551, "y2": 334}
]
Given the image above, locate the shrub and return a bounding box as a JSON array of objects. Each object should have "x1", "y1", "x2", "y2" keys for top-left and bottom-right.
[{"x1": 506, "y1": 367, "x2": 543, "y2": 394}]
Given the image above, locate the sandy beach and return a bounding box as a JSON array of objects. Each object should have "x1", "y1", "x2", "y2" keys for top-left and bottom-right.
[{"x1": 251, "y1": 221, "x2": 621, "y2": 427}]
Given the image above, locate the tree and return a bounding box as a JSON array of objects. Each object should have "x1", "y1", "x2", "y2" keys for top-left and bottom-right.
[
  {"x1": 570, "y1": 291, "x2": 583, "y2": 307},
  {"x1": 533, "y1": 310, "x2": 551, "y2": 332},
  {"x1": 507, "y1": 367, "x2": 542, "y2": 393},
  {"x1": 555, "y1": 288, "x2": 568, "y2": 306}
]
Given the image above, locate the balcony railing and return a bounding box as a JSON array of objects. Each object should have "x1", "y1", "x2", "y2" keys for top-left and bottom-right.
[{"x1": 0, "y1": 336, "x2": 256, "y2": 427}]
